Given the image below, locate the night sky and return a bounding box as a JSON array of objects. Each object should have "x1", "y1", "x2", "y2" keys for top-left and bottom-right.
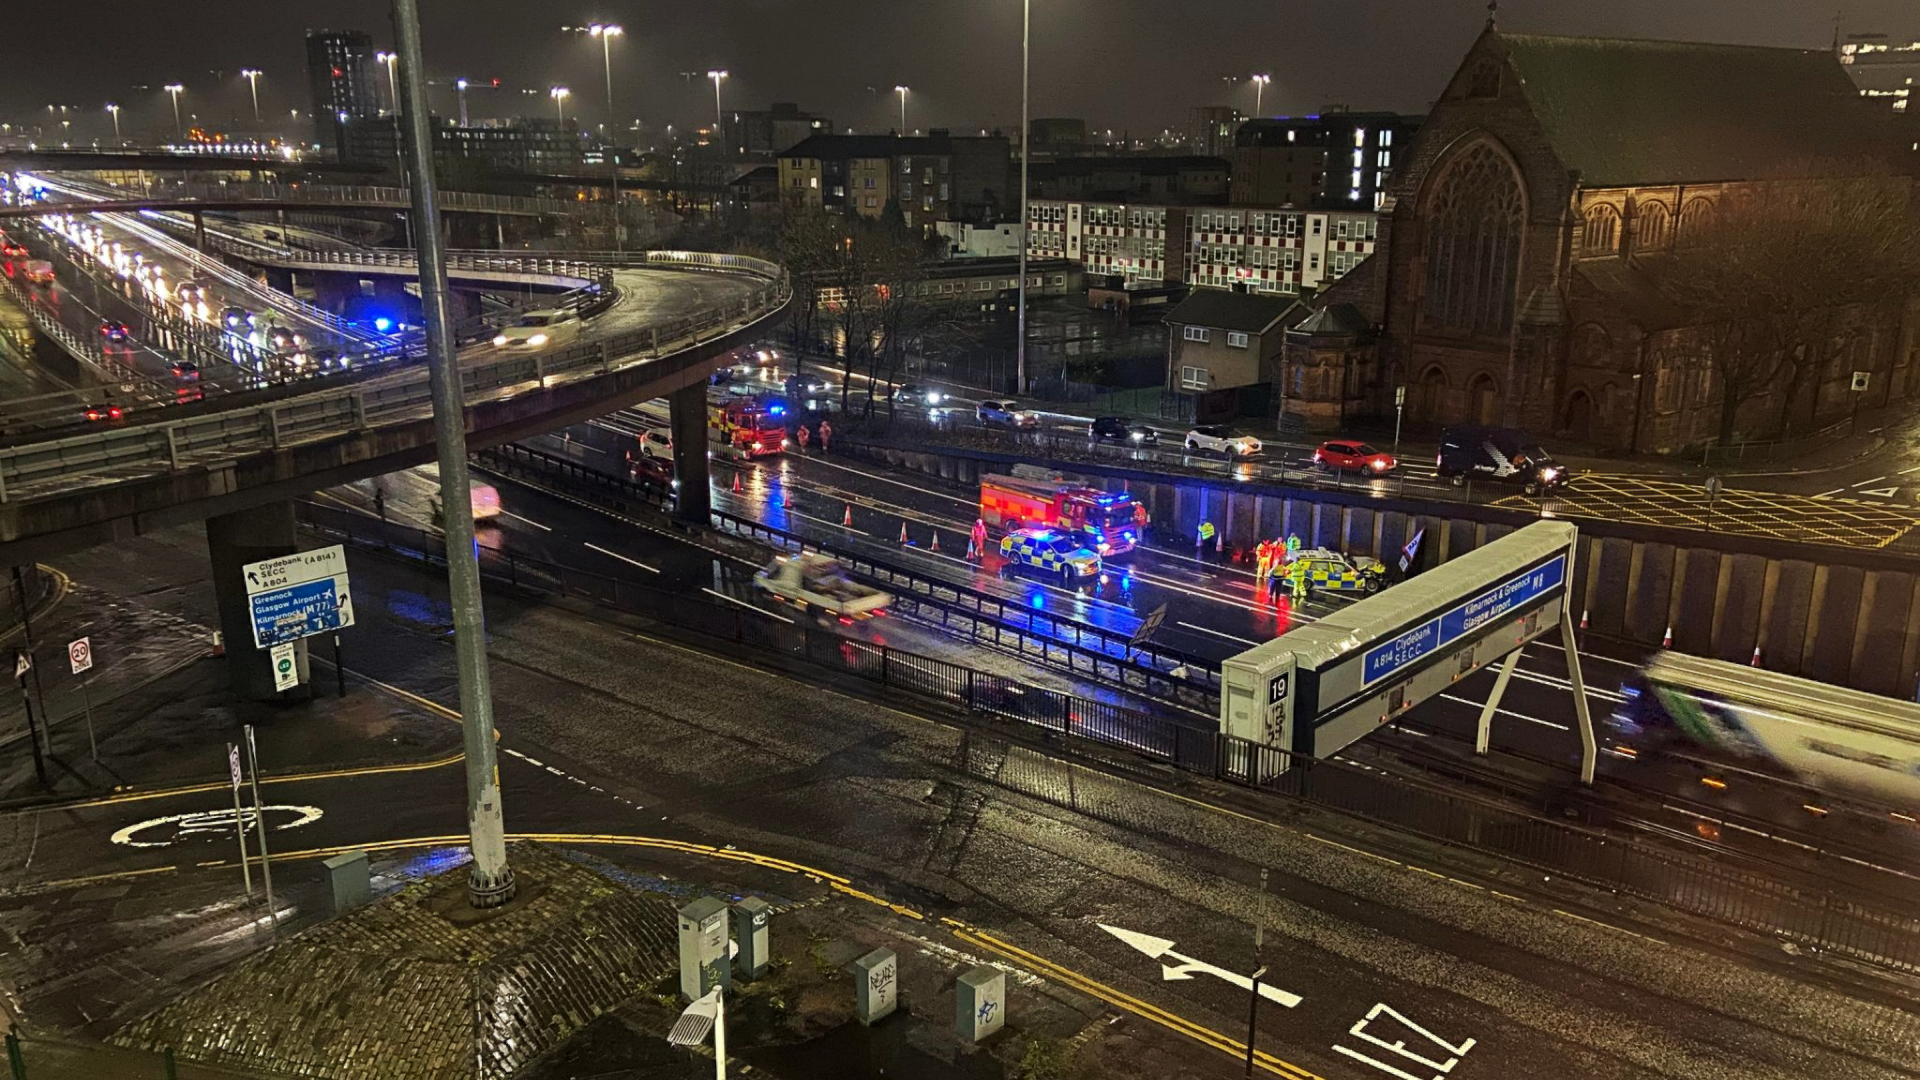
[{"x1": 9, "y1": 0, "x2": 1917, "y2": 142}]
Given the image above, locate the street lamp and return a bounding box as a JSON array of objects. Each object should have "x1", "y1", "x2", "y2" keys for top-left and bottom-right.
[
  {"x1": 1251, "y1": 73, "x2": 1270, "y2": 117},
  {"x1": 163, "y1": 84, "x2": 185, "y2": 139},
  {"x1": 376, "y1": 51, "x2": 400, "y2": 116},
  {"x1": 455, "y1": 78, "x2": 469, "y2": 128},
  {"x1": 241, "y1": 68, "x2": 263, "y2": 122},
  {"x1": 707, "y1": 69, "x2": 728, "y2": 128},
  {"x1": 105, "y1": 103, "x2": 120, "y2": 145},
  {"x1": 580, "y1": 23, "x2": 625, "y2": 253},
  {"x1": 550, "y1": 85, "x2": 571, "y2": 125},
  {"x1": 894, "y1": 85, "x2": 909, "y2": 135},
  {"x1": 1016, "y1": 0, "x2": 1030, "y2": 395}
]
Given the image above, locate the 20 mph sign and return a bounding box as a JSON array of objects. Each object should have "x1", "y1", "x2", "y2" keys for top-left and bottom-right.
[{"x1": 68, "y1": 637, "x2": 93, "y2": 675}]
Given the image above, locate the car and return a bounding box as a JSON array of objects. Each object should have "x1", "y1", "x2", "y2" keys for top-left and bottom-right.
[
  {"x1": 220, "y1": 306, "x2": 255, "y2": 331},
  {"x1": 637, "y1": 428, "x2": 673, "y2": 460},
  {"x1": 1090, "y1": 416, "x2": 1157, "y2": 444},
  {"x1": 1184, "y1": 425, "x2": 1262, "y2": 457},
  {"x1": 265, "y1": 325, "x2": 307, "y2": 352},
  {"x1": 787, "y1": 374, "x2": 831, "y2": 399},
  {"x1": 893, "y1": 383, "x2": 946, "y2": 407},
  {"x1": 999, "y1": 526, "x2": 1102, "y2": 584},
  {"x1": 631, "y1": 452, "x2": 676, "y2": 490},
  {"x1": 1281, "y1": 548, "x2": 1388, "y2": 597},
  {"x1": 170, "y1": 360, "x2": 200, "y2": 380},
  {"x1": 1314, "y1": 440, "x2": 1396, "y2": 474},
  {"x1": 492, "y1": 309, "x2": 581, "y2": 349},
  {"x1": 1436, "y1": 425, "x2": 1570, "y2": 495},
  {"x1": 0, "y1": 240, "x2": 28, "y2": 258},
  {"x1": 98, "y1": 319, "x2": 131, "y2": 342},
  {"x1": 977, "y1": 400, "x2": 1038, "y2": 427},
  {"x1": 83, "y1": 403, "x2": 125, "y2": 423}
]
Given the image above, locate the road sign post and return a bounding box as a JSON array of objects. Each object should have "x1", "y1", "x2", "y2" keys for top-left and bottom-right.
[
  {"x1": 1704, "y1": 475, "x2": 1723, "y2": 527},
  {"x1": 68, "y1": 637, "x2": 98, "y2": 763},
  {"x1": 1392, "y1": 385, "x2": 1406, "y2": 459},
  {"x1": 242, "y1": 545, "x2": 355, "y2": 651},
  {"x1": 244, "y1": 725, "x2": 276, "y2": 922},
  {"x1": 229, "y1": 743, "x2": 253, "y2": 896},
  {"x1": 13, "y1": 650, "x2": 44, "y2": 785},
  {"x1": 1850, "y1": 371, "x2": 1870, "y2": 436}
]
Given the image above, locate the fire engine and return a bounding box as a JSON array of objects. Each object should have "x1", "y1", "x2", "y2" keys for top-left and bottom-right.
[
  {"x1": 979, "y1": 468, "x2": 1143, "y2": 556},
  {"x1": 709, "y1": 398, "x2": 788, "y2": 458}
]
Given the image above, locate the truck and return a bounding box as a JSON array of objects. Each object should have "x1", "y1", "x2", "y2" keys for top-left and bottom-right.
[
  {"x1": 980, "y1": 467, "x2": 1143, "y2": 557},
  {"x1": 753, "y1": 554, "x2": 890, "y2": 619},
  {"x1": 709, "y1": 398, "x2": 788, "y2": 458}
]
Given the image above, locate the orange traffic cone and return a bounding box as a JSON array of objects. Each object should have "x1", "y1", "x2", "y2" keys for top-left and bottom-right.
[
  {"x1": 899, "y1": 521, "x2": 909, "y2": 544},
  {"x1": 781, "y1": 488, "x2": 792, "y2": 509},
  {"x1": 1579, "y1": 609, "x2": 1589, "y2": 632},
  {"x1": 731, "y1": 472, "x2": 742, "y2": 493},
  {"x1": 843, "y1": 504, "x2": 853, "y2": 527},
  {"x1": 1215, "y1": 532, "x2": 1224, "y2": 554},
  {"x1": 1750, "y1": 645, "x2": 1762, "y2": 668},
  {"x1": 930, "y1": 531, "x2": 941, "y2": 553},
  {"x1": 965, "y1": 537, "x2": 977, "y2": 561},
  {"x1": 1662, "y1": 625, "x2": 1673, "y2": 649},
  {"x1": 210, "y1": 630, "x2": 225, "y2": 658}
]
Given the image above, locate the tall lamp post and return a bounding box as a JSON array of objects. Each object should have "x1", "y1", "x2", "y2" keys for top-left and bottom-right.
[
  {"x1": 894, "y1": 85, "x2": 909, "y2": 134},
  {"x1": 706, "y1": 69, "x2": 728, "y2": 129},
  {"x1": 455, "y1": 78, "x2": 469, "y2": 127},
  {"x1": 1251, "y1": 73, "x2": 1270, "y2": 117},
  {"x1": 241, "y1": 68, "x2": 263, "y2": 122},
  {"x1": 1015, "y1": 0, "x2": 1030, "y2": 395},
  {"x1": 391, "y1": 0, "x2": 516, "y2": 910},
  {"x1": 376, "y1": 51, "x2": 400, "y2": 116},
  {"x1": 550, "y1": 86, "x2": 571, "y2": 125},
  {"x1": 105, "y1": 103, "x2": 120, "y2": 145},
  {"x1": 163, "y1": 84, "x2": 185, "y2": 139},
  {"x1": 583, "y1": 23, "x2": 625, "y2": 253}
]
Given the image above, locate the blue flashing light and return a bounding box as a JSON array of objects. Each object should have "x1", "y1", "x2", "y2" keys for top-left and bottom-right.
[
  {"x1": 1030, "y1": 592, "x2": 1046, "y2": 610},
  {"x1": 373, "y1": 316, "x2": 393, "y2": 332},
  {"x1": 769, "y1": 404, "x2": 786, "y2": 416}
]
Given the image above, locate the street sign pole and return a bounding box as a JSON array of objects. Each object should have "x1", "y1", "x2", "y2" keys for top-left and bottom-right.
[
  {"x1": 244, "y1": 724, "x2": 276, "y2": 923},
  {"x1": 79, "y1": 675, "x2": 97, "y2": 763},
  {"x1": 14, "y1": 652, "x2": 44, "y2": 786},
  {"x1": 12, "y1": 568, "x2": 50, "y2": 751},
  {"x1": 70, "y1": 638, "x2": 97, "y2": 763},
  {"x1": 229, "y1": 743, "x2": 253, "y2": 896},
  {"x1": 1392, "y1": 385, "x2": 1406, "y2": 458}
]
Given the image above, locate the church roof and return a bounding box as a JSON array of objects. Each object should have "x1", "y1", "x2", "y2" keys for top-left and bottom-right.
[
  {"x1": 1572, "y1": 258, "x2": 1690, "y2": 331},
  {"x1": 1497, "y1": 33, "x2": 1894, "y2": 187}
]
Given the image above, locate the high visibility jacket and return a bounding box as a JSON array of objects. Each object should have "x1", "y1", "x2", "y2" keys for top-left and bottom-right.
[{"x1": 1197, "y1": 521, "x2": 1216, "y2": 542}]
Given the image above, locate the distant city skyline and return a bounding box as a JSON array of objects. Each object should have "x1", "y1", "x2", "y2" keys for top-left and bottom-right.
[{"x1": 7, "y1": 0, "x2": 1918, "y2": 144}]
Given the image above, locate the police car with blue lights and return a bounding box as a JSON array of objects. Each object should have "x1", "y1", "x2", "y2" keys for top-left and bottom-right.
[{"x1": 998, "y1": 527, "x2": 1102, "y2": 584}]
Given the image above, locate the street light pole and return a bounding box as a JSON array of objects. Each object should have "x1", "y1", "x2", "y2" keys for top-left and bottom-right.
[
  {"x1": 241, "y1": 69, "x2": 262, "y2": 122},
  {"x1": 589, "y1": 24, "x2": 625, "y2": 254},
  {"x1": 1251, "y1": 73, "x2": 1270, "y2": 117},
  {"x1": 391, "y1": 0, "x2": 516, "y2": 910},
  {"x1": 895, "y1": 85, "x2": 909, "y2": 134},
  {"x1": 163, "y1": 84, "x2": 184, "y2": 139},
  {"x1": 106, "y1": 103, "x2": 120, "y2": 145},
  {"x1": 707, "y1": 69, "x2": 728, "y2": 129},
  {"x1": 455, "y1": 78, "x2": 469, "y2": 127},
  {"x1": 377, "y1": 52, "x2": 400, "y2": 116},
  {"x1": 1015, "y1": 0, "x2": 1030, "y2": 395},
  {"x1": 551, "y1": 86, "x2": 570, "y2": 125}
]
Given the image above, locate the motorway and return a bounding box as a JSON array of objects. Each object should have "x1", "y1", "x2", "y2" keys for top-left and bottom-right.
[{"x1": 11, "y1": 523, "x2": 1920, "y2": 1080}]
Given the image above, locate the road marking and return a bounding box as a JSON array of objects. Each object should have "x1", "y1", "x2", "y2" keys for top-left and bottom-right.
[
  {"x1": 1853, "y1": 476, "x2": 1888, "y2": 487},
  {"x1": 1860, "y1": 488, "x2": 1899, "y2": 499},
  {"x1": 1900, "y1": 466, "x2": 1920, "y2": 475},
  {"x1": 583, "y1": 542, "x2": 659, "y2": 573},
  {"x1": 1334, "y1": 1003, "x2": 1476, "y2": 1080},
  {"x1": 1813, "y1": 489, "x2": 1842, "y2": 499},
  {"x1": 1175, "y1": 621, "x2": 1262, "y2": 647},
  {"x1": 703, "y1": 587, "x2": 793, "y2": 623},
  {"x1": 1099, "y1": 923, "x2": 1303, "y2": 1006},
  {"x1": 110, "y1": 805, "x2": 324, "y2": 848},
  {"x1": 499, "y1": 510, "x2": 551, "y2": 531},
  {"x1": 1438, "y1": 693, "x2": 1568, "y2": 730}
]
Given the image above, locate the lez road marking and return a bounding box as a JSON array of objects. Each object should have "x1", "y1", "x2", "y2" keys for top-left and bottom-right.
[
  {"x1": 110, "y1": 805, "x2": 324, "y2": 848},
  {"x1": 1334, "y1": 1003, "x2": 1476, "y2": 1080},
  {"x1": 1099, "y1": 923, "x2": 1303, "y2": 1007}
]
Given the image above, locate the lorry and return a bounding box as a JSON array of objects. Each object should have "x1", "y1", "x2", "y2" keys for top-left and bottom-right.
[
  {"x1": 979, "y1": 466, "x2": 1144, "y2": 556},
  {"x1": 709, "y1": 398, "x2": 788, "y2": 458},
  {"x1": 753, "y1": 554, "x2": 890, "y2": 619}
]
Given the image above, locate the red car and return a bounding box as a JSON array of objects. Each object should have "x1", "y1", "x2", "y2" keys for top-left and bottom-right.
[
  {"x1": 1, "y1": 241, "x2": 28, "y2": 258},
  {"x1": 84, "y1": 403, "x2": 125, "y2": 423},
  {"x1": 1314, "y1": 440, "x2": 1396, "y2": 474}
]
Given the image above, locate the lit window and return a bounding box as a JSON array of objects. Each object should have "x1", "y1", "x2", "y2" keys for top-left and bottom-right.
[
  {"x1": 1380, "y1": 130, "x2": 1392, "y2": 147},
  {"x1": 1355, "y1": 128, "x2": 1367, "y2": 147},
  {"x1": 1352, "y1": 150, "x2": 1363, "y2": 168}
]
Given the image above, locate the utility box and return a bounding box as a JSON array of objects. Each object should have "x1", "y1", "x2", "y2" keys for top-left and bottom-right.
[
  {"x1": 853, "y1": 948, "x2": 898, "y2": 1026},
  {"x1": 677, "y1": 897, "x2": 731, "y2": 1001},
  {"x1": 733, "y1": 897, "x2": 772, "y2": 981},
  {"x1": 321, "y1": 850, "x2": 371, "y2": 914},
  {"x1": 955, "y1": 964, "x2": 1006, "y2": 1044}
]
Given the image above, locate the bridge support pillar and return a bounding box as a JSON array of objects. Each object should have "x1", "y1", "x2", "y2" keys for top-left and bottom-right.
[
  {"x1": 191, "y1": 210, "x2": 207, "y2": 254},
  {"x1": 206, "y1": 500, "x2": 312, "y2": 702},
  {"x1": 262, "y1": 266, "x2": 294, "y2": 295},
  {"x1": 669, "y1": 381, "x2": 711, "y2": 527}
]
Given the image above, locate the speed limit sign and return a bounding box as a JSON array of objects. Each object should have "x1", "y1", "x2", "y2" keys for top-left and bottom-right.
[{"x1": 68, "y1": 637, "x2": 93, "y2": 675}]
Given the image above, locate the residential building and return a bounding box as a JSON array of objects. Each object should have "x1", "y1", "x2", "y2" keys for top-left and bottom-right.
[
  {"x1": 777, "y1": 132, "x2": 1011, "y2": 227},
  {"x1": 725, "y1": 103, "x2": 832, "y2": 156},
  {"x1": 1838, "y1": 36, "x2": 1920, "y2": 112},
  {"x1": 1188, "y1": 106, "x2": 1244, "y2": 157},
  {"x1": 1163, "y1": 289, "x2": 1295, "y2": 396},
  {"x1": 1026, "y1": 156, "x2": 1228, "y2": 201},
  {"x1": 1026, "y1": 197, "x2": 1380, "y2": 295},
  {"x1": 813, "y1": 257, "x2": 1078, "y2": 310},
  {"x1": 935, "y1": 220, "x2": 1022, "y2": 258},
  {"x1": 1028, "y1": 117, "x2": 1088, "y2": 160},
  {"x1": 305, "y1": 29, "x2": 378, "y2": 148},
  {"x1": 341, "y1": 116, "x2": 588, "y2": 175},
  {"x1": 1231, "y1": 112, "x2": 1424, "y2": 210}
]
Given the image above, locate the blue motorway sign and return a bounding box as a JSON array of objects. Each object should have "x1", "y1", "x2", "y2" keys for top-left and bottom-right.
[
  {"x1": 249, "y1": 575, "x2": 354, "y2": 648},
  {"x1": 1362, "y1": 554, "x2": 1566, "y2": 689}
]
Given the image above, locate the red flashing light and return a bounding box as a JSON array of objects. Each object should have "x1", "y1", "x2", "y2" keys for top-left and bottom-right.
[{"x1": 332, "y1": 67, "x2": 343, "y2": 78}]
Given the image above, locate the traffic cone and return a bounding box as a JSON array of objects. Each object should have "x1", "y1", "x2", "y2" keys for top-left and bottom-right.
[
  {"x1": 781, "y1": 488, "x2": 792, "y2": 509},
  {"x1": 1215, "y1": 532, "x2": 1224, "y2": 554},
  {"x1": 1751, "y1": 645, "x2": 1763, "y2": 668},
  {"x1": 930, "y1": 531, "x2": 941, "y2": 553},
  {"x1": 210, "y1": 630, "x2": 225, "y2": 658},
  {"x1": 1662, "y1": 625, "x2": 1673, "y2": 649},
  {"x1": 731, "y1": 472, "x2": 742, "y2": 493},
  {"x1": 899, "y1": 521, "x2": 910, "y2": 545},
  {"x1": 843, "y1": 504, "x2": 853, "y2": 527},
  {"x1": 1579, "y1": 609, "x2": 1589, "y2": 633},
  {"x1": 965, "y1": 537, "x2": 977, "y2": 561}
]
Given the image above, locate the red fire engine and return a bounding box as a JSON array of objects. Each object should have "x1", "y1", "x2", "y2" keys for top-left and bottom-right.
[
  {"x1": 979, "y1": 470, "x2": 1143, "y2": 556},
  {"x1": 709, "y1": 399, "x2": 788, "y2": 458}
]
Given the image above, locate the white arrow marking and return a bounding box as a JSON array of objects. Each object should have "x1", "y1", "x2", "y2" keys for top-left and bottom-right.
[{"x1": 1099, "y1": 923, "x2": 1302, "y2": 1007}]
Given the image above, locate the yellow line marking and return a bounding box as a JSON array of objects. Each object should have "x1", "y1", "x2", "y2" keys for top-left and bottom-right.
[
  {"x1": 1492, "y1": 891, "x2": 1525, "y2": 902},
  {"x1": 1301, "y1": 832, "x2": 1402, "y2": 866},
  {"x1": 1551, "y1": 908, "x2": 1659, "y2": 944},
  {"x1": 42, "y1": 749, "x2": 468, "y2": 812}
]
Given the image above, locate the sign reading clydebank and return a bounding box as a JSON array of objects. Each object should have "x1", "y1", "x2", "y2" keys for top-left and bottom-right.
[{"x1": 1219, "y1": 521, "x2": 1596, "y2": 783}]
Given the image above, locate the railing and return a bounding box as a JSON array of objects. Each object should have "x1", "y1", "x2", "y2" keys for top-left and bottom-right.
[
  {"x1": 92, "y1": 178, "x2": 599, "y2": 217},
  {"x1": 1698, "y1": 418, "x2": 1856, "y2": 468},
  {"x1": 473, "y1": 442, "x2": 1222, "y2": 708},
  {"x1": 0, "y1": 256, "x2": 788, "y2": 504}
]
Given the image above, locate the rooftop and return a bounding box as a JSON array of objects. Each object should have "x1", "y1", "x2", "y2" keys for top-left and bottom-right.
[{"x1": 1165, "y1": 288, "x2": 1297, "y2": 333}]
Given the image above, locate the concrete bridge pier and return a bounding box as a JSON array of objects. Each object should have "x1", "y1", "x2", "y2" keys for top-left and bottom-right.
[
  {"x1": 669, "y1": 381, "x2": 711, "y2": 526},
  {"x1": 205, "y1": 500, "x2": 312, "y2": 702}
]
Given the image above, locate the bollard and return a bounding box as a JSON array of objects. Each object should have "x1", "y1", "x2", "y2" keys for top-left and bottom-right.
[
  {"x1": 955, "y1": 964, "x2": 1007, "y2": 1044},
  {"x1": 853, "y1": 948, "x2": 898, "y2": 1026}
]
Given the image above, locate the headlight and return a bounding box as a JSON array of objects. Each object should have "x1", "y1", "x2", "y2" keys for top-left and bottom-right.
[
  {"x1": 492, "y1": 334, "x2": 509, "y2": 346},
  {"x1": 528, "y1": 334, "x2": 548, "y2": 346},
  {"x1": 927, "y1": 391, "x2": 943, "y2": 403},
  {"x1": 1130, "y1": 432, "x2": 1143, "y2": 441}
]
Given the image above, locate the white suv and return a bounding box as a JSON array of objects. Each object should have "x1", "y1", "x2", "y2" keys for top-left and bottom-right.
[
  {"x1": 493, "y1": 309, "x2": 582, "y2": 349},
  {"x1": 1184, "y1": 425, "x2": 1262, "y2": 457}
]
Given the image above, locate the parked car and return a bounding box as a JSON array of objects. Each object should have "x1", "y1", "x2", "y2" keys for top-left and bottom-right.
[
  {"x1": 1184, "y1": 425, "x2": 1262, "y2": 457},
  {"x1": 977, "y1": 400, "x2": 1038, "y2": 427},
  {"x1": 893, "y1": 383, "x2": 946, "y2": 407},
  {"x1": 1090, "y1": 416, "x2": 1158, "y2": 444},
  {"x1": 1436, "y1": 426, "x2": 1570, "y2": 495},
  {"x1": 1314, "y1": 440, "x2": 1396, "y2": 474}
]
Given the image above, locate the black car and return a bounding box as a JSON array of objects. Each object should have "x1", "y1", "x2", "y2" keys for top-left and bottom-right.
[
  {"x1": 1090, "y1": 416, "x2": 1157, "y2": 444},
  {"x1": 785, "y1": 374, "x2": 830, "y2": 399},
  {"x1": 98, "y1": 319, "x2": 131, "y2": 342},
  {"x1": 892, "y1": 383, "x2": 947, "y2": 407},
  {"x1": 1436, "y1": 425, "x2": 1570, "y2": 495}
]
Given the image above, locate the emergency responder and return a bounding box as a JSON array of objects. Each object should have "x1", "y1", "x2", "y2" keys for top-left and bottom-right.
[
  {"x1": 970, "y1": 517, "x2": 989, "y2": 561},
  {"x1": 818, "y1": 419, "x2": 833, "y2": 454},
  {"x1": 1285, "y1": 557, "x2": 1309, "y2": 602},
  {"x1": 1255, "y1": 539, "x2": 1274, "y2": 585},
  {"x1": 796, "y1": 424, "x2": 811, "y2": 453},
  {"x1": 1285, "y1": 534, "x2": 1302, "y2": 562},
  {"x1": 1133, "y1": 502, "x2": 1149, "y2": 534},
  {"x1": 1196, "y1": 519, "x2": 1216, "y2": 560}
]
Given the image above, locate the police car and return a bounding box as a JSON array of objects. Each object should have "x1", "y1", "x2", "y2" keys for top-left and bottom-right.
[
  {"x1": 1283, "y1": 548, "x2": 1387, "y2": 597},
  {"x1": 999, "y1": 527, "x2": 1102, "y2": 584}
]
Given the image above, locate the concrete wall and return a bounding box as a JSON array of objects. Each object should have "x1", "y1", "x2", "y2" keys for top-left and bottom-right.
[{"x1": 848, "y1": 441, "x2": 1920, "y2": 699}]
